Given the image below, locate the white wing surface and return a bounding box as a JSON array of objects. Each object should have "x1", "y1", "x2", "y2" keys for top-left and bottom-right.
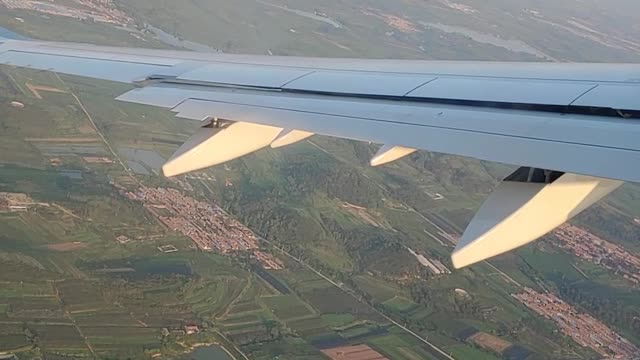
[{"x1": 1, "y1": 38, "x2": 638, "y2": 268}]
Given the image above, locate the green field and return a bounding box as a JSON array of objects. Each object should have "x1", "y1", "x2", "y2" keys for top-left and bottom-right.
[{"x1": 261, "y1": 294, "x2": 315, "y2": 321}]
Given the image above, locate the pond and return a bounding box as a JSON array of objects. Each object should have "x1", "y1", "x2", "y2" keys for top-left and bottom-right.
[
  {"x1": 145, "y1": 24, "x2": 220, "y2": 53},
  {"x1": 187, "y1": 345, "x2": 233, "y2": 360},
  {"x1": 0, "y1": 26, "x2": 29, "y2": 40}
]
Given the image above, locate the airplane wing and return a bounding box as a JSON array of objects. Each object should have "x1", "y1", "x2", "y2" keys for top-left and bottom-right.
[{"x1": 1, "y1": 38, "x2": 639, "y2": 268}]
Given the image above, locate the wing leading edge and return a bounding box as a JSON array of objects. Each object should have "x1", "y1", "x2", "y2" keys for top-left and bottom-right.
[{"x1": 1, "y1": 38, "x2": 638, "y2": 268}]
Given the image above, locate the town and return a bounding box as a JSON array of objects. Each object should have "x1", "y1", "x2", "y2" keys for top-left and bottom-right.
[
  {"x1": 552, "y1": 224, "x2": 640, "y2": 284},
  {"x1": 124, "y1": 186, "x2": 284, "y2": 269},
  {"x1": 1, "y1": 0, "x2": 133, "y2": 26},
  {"x1": 513, "y1": 288, "x2": 639, "y2": 359}
]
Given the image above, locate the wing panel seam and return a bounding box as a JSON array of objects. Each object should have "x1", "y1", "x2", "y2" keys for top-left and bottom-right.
[
  {"x1": 403, "y1": 77, "x2": 439, "y2": 96},
  {"x1": 280, "y1": 70, "x2": 317, "y2": 87},
  {"x1": 569, "y1": 84, "x2": 599, "y2": 106}
]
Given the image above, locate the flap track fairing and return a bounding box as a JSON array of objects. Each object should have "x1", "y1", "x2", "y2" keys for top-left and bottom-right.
[
  {"x1": 451, "y1": 168, "x2": 622, "y2": 268},
  {"x1": 370, "y1": 145, "x2": 417, "y2": 167},
  {"x1": 270, "y1": 129, "x2": 314, "y2": 148},
  {"x1": 162, "y1": 121, "x2": 282, "y2": 177}
]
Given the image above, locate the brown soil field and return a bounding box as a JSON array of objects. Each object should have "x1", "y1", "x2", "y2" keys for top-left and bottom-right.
[
  {"x1": 321, "y1": 344, "x2": 388, "y2": 360},
  {"x1": 470, "y1": 332, "x2": 512, "y2": 354}
]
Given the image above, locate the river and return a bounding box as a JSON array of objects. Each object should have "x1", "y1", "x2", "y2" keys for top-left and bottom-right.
[
  {"x1": 145, "y1": 24, "x2": 219, "y2": 53},
  {"x1": 419, "y1": 21, "x2": 555, "y2": 61}
]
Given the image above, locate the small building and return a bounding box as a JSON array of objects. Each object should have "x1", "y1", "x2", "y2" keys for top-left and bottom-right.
[
  {"x1": 116, "y1": 235, "x2": 131, "y2": 244},
  {"x1": 158, "y1": 245, "x2": 178, "y2": 253},
  {"x1": 184, "y1": 325, "x2": 200, "y2": 335}
]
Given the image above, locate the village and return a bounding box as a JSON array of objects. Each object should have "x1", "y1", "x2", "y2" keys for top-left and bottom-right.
[
  {"x1": 1, "y1": 0, "x2": 133, "y2": 25},
  {"x1": 513, "y1": 288, "x2": 639, "y2": 359},
  {"x1": 124, "y1": 186, "x2": 284, "y2": 270},
  {"x1": 552, "y1": 224, "x2": 640, "y2": 284}
]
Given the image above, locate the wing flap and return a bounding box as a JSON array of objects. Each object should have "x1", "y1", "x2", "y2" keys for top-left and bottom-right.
[
  {"x1": 406, "y1": 77, "x2": 596, "y2": 106},
  {"x1": 572, "y1": 84, "x2": 640, "y2": 111},
  {"x1": 282, "y1": 70, "x2": 436, "y2": 96},
  {"x1": 158, "y1": 96, "x2": 640, "y2": 182},
  {"x1": 177, "y1": 63, "x2": 313, "y2": 88},
  {"x1": 117, "y1": 84, "x2": 640, "y2": 151}
]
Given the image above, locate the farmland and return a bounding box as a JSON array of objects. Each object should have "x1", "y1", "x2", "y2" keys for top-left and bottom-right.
[{"x1": 1, "y1": 0, "x2": 640, "y2": 359}]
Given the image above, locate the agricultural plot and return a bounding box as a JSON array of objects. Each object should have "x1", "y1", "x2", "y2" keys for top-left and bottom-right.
[
  {"x1": 261, "y1": 294, "x2": 315, "y2": 321},
  {"x1": 41, "y1": 349, "x2": 95, "y2": 360},
  {"x1": 292, "y1": 278, "x2": 331, "y2": 292},
  {"x1": 185, "y1": 276, "x2": 247, "y2": 318},
  {"x1": 31, "y1": 324, "x2": 85, "y2": 349},
  {"x1": 223, "y1": 322, "x2": 268, "y2": 334},
  {"x1": 0, "y1": 323, "x2": 24, "y2": 334},
  {"x1": 338, "y1": 323, "x2": 389, "y2": 341},
  {"x1": 5, "y1": 296, "x2": 64, "y2": 321},
  {"x1": 253, "y1": 267, "x2": 290, "y2": 294},
  {"x1": 56, "y1": 280, "x2": 108, "y2": 313},
  {"x1": 0, "y1": 214, "x2": 53, "y2": 248},
  {"x1": 369, "y1": 334, "x2": 449, "y2": 360},
  {"x1": 83, "y1": 326, "x2": 160, "y2": 348},
  {"x1": 321, "y1": 313, "x2": 357, "y2": 328},
  {"x1": 353, "y1": 275, "x2": 406, "y2": 303},
  {"x1": 308, "y1": 332, "x2": 348, "y2": 350},
  {"x1": 322, "y1": 344, "x2": 389, "y2": 360},
  {"x1": 131, "y1": 309, "x2": 195, "y2": 328},
  {"x1": 241, "y1": 337, "x2": 328, "y2": 360},
  {"x1": 276, "y1": 266, "x2": 325, "y2": 286},
  {"x1": 470, "y1": 332, "x2": 512, "y2": 353},
  {"x1": 301, "y1": 286, "x2": 382, "y2": 321},
  {"x1": 73, "y1": 309, "x2": 140, "y2": 327},
  {"x1": 227, "y1": 300, "x2": 262, "y2": 314},
  {"x1": 287, "y1": 316, "x2": 333, "y2": 338},
  {"x1": 0, "y1": 324, "x2": 31, "y2": 351},
  {"x1": 221, "y1": 312, "x2": 265, "y2": 326},
  {"x1": 0, "y1": 334, "x2": 31, "y2": 352},
  {"x1": 0, "y1": 282, "x2": 54, "y2": 297},
  {"x1": 382, "y1": 296, "x2": 419, "y2": 313}
]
